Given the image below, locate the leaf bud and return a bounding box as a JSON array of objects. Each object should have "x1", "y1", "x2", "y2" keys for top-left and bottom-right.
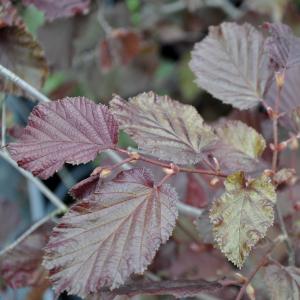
[
  {"x1": 276, "y1": 141, "x2": 287, "y2": 151},
  {"x1": 267, "y1": 107, "x2": 276, "y2": 119},
  {"x1": 163, "y1": 168, "x2": 174, "y2": 175},
  {"x1": 91, "y1": 166, "x2": 102, "y2": 176},
  {"x1": 246, "y1": 284, "x2": 255, "y2": 300},
  {"x1": 275, "y1": 71, "x2": 284, "y2": 88},
  {"x1": 235, "y1": 273, "x2": 247, "y2": 282},
  {"x1": 209, "y1": 176, "x2": 219, "y2": 187},
  {"x1": 213, "y1": 157, "x2": 220, "y2": 172},
  {"x1": 289, "y1": 138, "x2": 299, "y2": 151},
  {"x1": 129, "y1": 151, "x2": 140, "y2": 159},
  {"x1": 170, "y1": 163, "x2": 179, "y2": 173},
  {"x1": 269, "y1": 143, "x2": 275, "y2": 151},
  {"x1": 130, "y1": 160, "x2": 137, "y2": 164},
  {"x1": 264, "y1": 169, "x2": 275, "y2": 176},
  {"x1": 100, "y1": 168, "x2": 112, "y2": 178}
]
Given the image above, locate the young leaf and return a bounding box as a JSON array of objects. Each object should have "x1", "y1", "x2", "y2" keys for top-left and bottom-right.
[
  {"x1": 9, "y1": 97, "x2": 119, "y2": 179},
  {"x1": 263, "y1": 23, "x2": 300, "y2": 69},
  {"x1": 291, "y1": 107, "x2": 300, "y2": 133},
  {"x1": 264, "y1": 263, "x2": 300, "y2": 300},
  {"x1": 189, "y1": 22, "x2": 273, "y2": 110},
  {"x1": 0, "y1": 26, "x2": 47, "y2": 99},
  {"x1": 0, "y1": 198, "x2": 20, "y2": 243},
  {"x1": 204, "y1": 121, "x2": 266, "y2": 172},
  {"x1": 274, "y1": 168, "x2": 296, "y2": 184},
  {"x1": 90, "y1": 278, "x2": 222, "y2": 300},
  {"x1": 23, "y1": 0, "x2": 90, "y2": 22},
  {"x1": 110, "y1": 92, "x2": 218, "y2": 164},
  {"x1": 210, "y1": 171, "x2": 276, "y2": 268},
  {"x1": 43, "y1": 168, "x2": 178, "y2": 298},
  {"x1": 1, "y1": 222, "x2": 53, "y2": 289}
]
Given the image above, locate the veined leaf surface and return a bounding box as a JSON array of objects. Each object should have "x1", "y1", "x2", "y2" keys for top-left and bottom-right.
[
  {"x1": 9, "y1": 97, "x2": 119, "y2": 179},
  {"x1": 110, "y1": 91, "x2": 217, "y2": 164},
  {"x1": 190, "y1": 22, "x2": 273, "y2": 110},
  {"x1": 43, "y1": 168, "x2": 178, "y2": 298},
  {"x1": 210, "y1": 171, "x2": 276, "y2": 268},
  {"x1": 204, "y1": 121, "x2": 266, "y2": 172}
]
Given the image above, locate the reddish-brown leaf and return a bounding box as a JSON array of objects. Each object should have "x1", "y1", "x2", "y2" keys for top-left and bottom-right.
[
  {"x1": 263, "y1": 23, "x2": 300, "y2": 69},
  {"x1": 99, "y1": 29, "x2": 140, "y2": 72},
  {"x1": 0, "y1": 26, "x2": 47, "y2": 98},
  {"x1": 0, "y1": 0, "x2": 25, "y2": 28},
  {"x1": 190, "y1": 22, "x2": 274, "y2": 110},
  {"x1": 0, "y1": 198, "x2": 20, "y2": 243},
  {"x1": 23, "y1": 0, "x2": 90, "y2": 22},
  {"x1": 1, "y1": 224, "x2": 53, "y2": 289},
  {"x1": 6, "y1": 124, "x2": 25, "y2": 140},
  {"x1": 91, "y1": 278, "x2": 222, "y2": 300},
  {"x1": 110, "y1": 92, "x2": 218, "y2": 164},
  {"x1": 9, "y1": 97, "x2": 119, "y2": 179},
  {"x1": 43, "y1": 168, "x2": 178, "y2": 298},
  {"x1": 68, "y1": 174, "x2": 100, "y2": 200}
]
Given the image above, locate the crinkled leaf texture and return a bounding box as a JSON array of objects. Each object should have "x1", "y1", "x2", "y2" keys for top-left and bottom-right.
[
  {"x1": 204, "y1": 121, "x2": 266, "y2": 172},
  {"x1": 274, "y1": 168, "x2": 295, "y2": 184},
  {"x1": 291, "y1": 107, "x2": 300, "y2": 133},
  {"x1": 210, "y1": 171, "x2": 276, "y2": 268},
  {"x1": 0, "y1": 26, "x2": 47, "y2": 99},
  {"x1": 189, "y1": 22, "x2": 273, "y2": 110},
  {"x1": 1, "y1": 224, "x2": 53, "y2": 289},
  {"x1": 9, "y1": 97, "x2": 119, "y2": 179},
  {"x1": 110, "y1": 91, "x2": 218, "y2": 164},
  {"x1": 89, "y1": 278, "x2": 222, "y2": 300},
  {"x1": 263, "y1": 23, "x2": 300, "y2": 69},
  {"x1": 264, "y1": 263, "x2": 300, "y2": 300},
  {"x1": 43, "y1": 168, "x2": 178, "y2": 299},
  {"x1": 23, "y1": 0, "x2": 90, "y2": 22}
]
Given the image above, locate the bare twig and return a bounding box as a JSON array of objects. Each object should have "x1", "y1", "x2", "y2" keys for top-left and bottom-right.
[
  {"x1": 1, "y1": 96, "x2": 6, "y2": 147},
  {"x1": 0, "y1": 65, "x2": 50, "y2": 103},
  {"x1": 0, "y1": 150, "x2": 68, "y2": 212},
  {"x1": 0, "y1": 208, "x2": 60, "y2": 256}
]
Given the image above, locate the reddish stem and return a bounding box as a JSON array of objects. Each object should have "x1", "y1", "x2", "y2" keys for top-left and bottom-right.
[
  {"x1": 157, "y1": 173, "x2": 176, "y2": 187},
  {"x1": 235, "y1": 240, "x2": 279, "y2": 300},
  {"x1": 111, "y1": 157, "x2": 136, "y2": 170},
  {"x1": 285, "y1": 135, "x2": 299, "y2": 145},
  {"x1": 222, "y1": 280, "x2": 244, "y2": 287},
  {"x1": 202, "y1": 157, "x2": 216, "y2": 171}
]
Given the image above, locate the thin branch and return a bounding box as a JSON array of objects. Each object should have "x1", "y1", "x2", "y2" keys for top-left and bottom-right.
[
  {"x1": 0, "y1": 208, "x2": 60, "y2": 256},
  {"x1": 127, "y1": 146, "x2": 158, "y2": 157},
  {"x1": 0, "y1": 65, "x2": 50, "y2": 103},
  {"x1": 1, "y1": 96, "x2": 6, "y2": 147},
  {"x1": 202, "y1": 157, "x2": 216, "y2": 171},
  {"x1": 235, "y1": 235, "x2": 285, "y2": 300},
  {"x1": 157, "y1": 172, "x2": 176, "y2": 187},
  {"x1": 222, "y1": 280, "x2": 244, "y2": 287},
  {"x1": 0, "y1": 150, "x2": 68, "y2": 212}
]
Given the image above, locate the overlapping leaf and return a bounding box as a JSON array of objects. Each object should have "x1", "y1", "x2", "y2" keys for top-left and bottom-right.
[
  {"x1": 23, "y1": 0, "x2": 90, "y2": 22},
  {"x1": 210, "y1": 171, "x2": 276, "y2": 268},
  {"x1": 0, "y1": 26, "x2": 47, "y2": 98},
  {"x1": 195, "y1": 210, "x2": 215, "y2": 245},
  {"x1": 263, "y1": 23, "x2": 300, "y2": 69},
  {"x1": 264, "y1": 263, "x2": 300, "y2": 300},
  {"x1": 1, "y1": 224, "x2": 53, "y2": 289},
  {"x1": 0, "y1": 198, "x2": 20, "y2": 243},
  {"x1": 274, "y1": 169, "x2": 295, "y2": 184},
  {"x1": 189, "y1": 22, "x2": 274, "y2": 110},
  {"x1": 91, "y1": 278, "x2": 222, "y2": 300},
  {"x1": 110, "y1": 91, "x2": 218, "y2": 164},
  {"x1": 204, "y1": 121, "x2": 266, "y2": 172},
  {"x1": 43, "y1": 168, "x2": 178, "y2": 298},
  {"x1": 9, "y1": 97, "x2": 119, "y2": 179}
]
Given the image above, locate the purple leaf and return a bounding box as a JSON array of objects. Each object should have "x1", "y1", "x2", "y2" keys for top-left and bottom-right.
[
  {"x1": 190, "y1": 22, "x2": 274, "y2": 110},
  {"x1": 0, "y1": 198, "x2": 20, "y2": 243},
  {"x1": 9, "y1": 97, "x2": 119, "y2": 179},
  {"x1": 1, "y1": 223, "x2": 53, "y2": 289},
  {"x1": 263, "y1": 23, "x2": 300, "y2": 69},
  {"x1": 43, "y1": 168, "x2": 178, "y2": 298},
  {"x1": 90, "y1": 278, "x2": 222, "y2": 300},
  {"x1": 23, "y1": 0, "x2": 90, "y2": 22},
  {"x1": 110, "y1": 91, "x2": 218, "y2": 164}
]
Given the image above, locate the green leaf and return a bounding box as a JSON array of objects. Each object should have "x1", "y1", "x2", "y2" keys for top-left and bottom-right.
[
  {"x1": 204, "y1": 121, "x2": 266, "y2": 172},
  {"x1": 264, "y1": 263, "x2": 300, "y2": 300},
  {"x1": 210, "y1": 171, "x2": 276, "y2": 268},
  {"x1": 274, "y1": 169, "x2": 296, "y2": 184}
]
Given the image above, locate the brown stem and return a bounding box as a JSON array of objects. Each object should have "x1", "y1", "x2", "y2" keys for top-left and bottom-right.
[
  {"x1": 111, "y1": 157, "x2": 136, "y2": 170},
  {"x1": 202, "y1": 157, "x2": 216, "y2": 171},
  {"x1": 235, "y1": 240, "x2": 281, "y2": 300},
  {"x1": 113, "y1": 148, "x2": 229, "y2": 178},
  {"x1": 157, "y1": 172, "x2": 176, "y2": 186},
  {"x1": 222, "y1": 280, "x2": 244, "y2": 287}
]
